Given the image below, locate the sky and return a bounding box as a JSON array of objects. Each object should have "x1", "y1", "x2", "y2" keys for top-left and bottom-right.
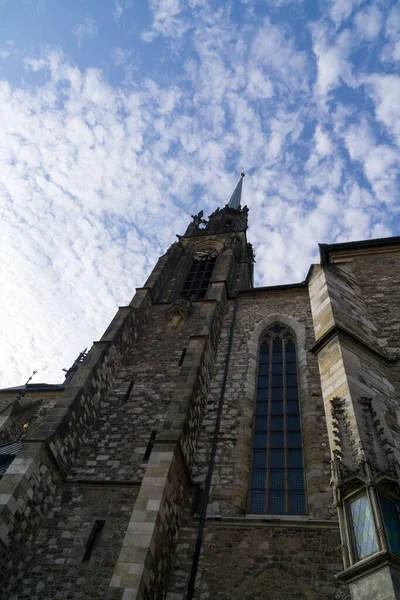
[{"x1": 0, "y1": 0, "x2": 399, "y2": 387}]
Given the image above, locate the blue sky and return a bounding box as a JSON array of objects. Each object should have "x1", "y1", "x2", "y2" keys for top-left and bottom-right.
[{"x1": 0, "y1": 0, "x2": 399, "y2": 386}]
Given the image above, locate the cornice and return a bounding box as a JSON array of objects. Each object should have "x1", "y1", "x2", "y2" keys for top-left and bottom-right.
[{"x1": 310, "y1": 324, "x2": 397, "y2": 364}]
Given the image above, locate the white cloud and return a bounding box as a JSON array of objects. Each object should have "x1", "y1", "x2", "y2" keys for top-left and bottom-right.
[
  {"x1": 72, "y1": 15, "x2": 98, "y2": 46},
  {"x1": 141, "y1": 0, "x2": 190, "y2": 41},
  {"x1": 362, "y1": 74, "x2": 400, "y2": 146},
  {"x1": 381, "y1": 5, "x2": 400, "y2": 63},
  {"x1": 0, "y1": 49, "x2": 9, "y2": 59},
  {"x1": 328, "y1": 0, "x2": 362, "y2": 26},
  {"x1": 343, "y1": 117, "x2": 399, "y2": 204},
  {"x1": 315, "y1": 125, "x2": 333, "y2": 156},
  {"x1": 113, "y1": 0, "x2": 134, "y2": 23},
  {"x1": 250, "y1": 17, "x2": 309, "y2": 92},
  {"x1": 344, "y1": 118, "x2": 375, "y2": 161},
  {"x1": 111, "y1": 47, "x2": 132, "y2": 67},
  {"x1": 247, "y1": 69, "x2": 274, "y2": 99},
  {"x1": 354, "y1": 5, "x2": 382, "y2": 41},
  {"x1": 1, "y1": 3, "x2": 398, "y2": 387},
  {"x1": 313, "y1": 28, "x2": 352, "y2": 96},
  {"x1": 23, "y1": 56, "x2": 48, "y2": 71}
]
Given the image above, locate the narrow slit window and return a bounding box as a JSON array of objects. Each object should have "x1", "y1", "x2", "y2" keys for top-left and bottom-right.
[
  {"x1": 181, "y1": 254, "x2": 217, "y2": 300},
  {"x1": 123, "y1": 380, "x2": 134, "y2": 403},
  {"x1": 248, "y1": 323, "x2": 306, "y2": 515},
  {"x1": 82, "y1": 520, "x2": 105, "y2": 562},
  {"x1": 143, "y1": 431, "x2": 157, "y2": 461},
  {"x1": 179, "y1": 348, "x2": 187, "y2": 366}
]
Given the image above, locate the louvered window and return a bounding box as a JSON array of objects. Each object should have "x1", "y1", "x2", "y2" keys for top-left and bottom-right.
[
  {"x1": 181, "y1": 253, "x2": 217, "y2": 300},
  {"x1": 249, "y1": 323, "x2": 307, "y2": 515}
]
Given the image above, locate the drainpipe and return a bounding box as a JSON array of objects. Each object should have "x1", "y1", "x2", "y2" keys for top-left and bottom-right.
[{"x1": 186, "y1": 293, "x2": 239, "y2": 599}]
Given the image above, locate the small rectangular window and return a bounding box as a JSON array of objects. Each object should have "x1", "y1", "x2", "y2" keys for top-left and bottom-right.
[
  {"x1": 179, "y1": 348, "x2": 187, "y2": 366},
  {"x1": 270, "y1": 449, "x2": 285, "y2": 468},
  {"x1": 249, "y1": 491, "x2": 266, "y2": 513},
  {"x1": 270, "y1": 469, "x2": 285, "y2": 489},
  {"x1": 123, "y1": 380, "x2": 134, "y2": 403},
  {"x1": 269, "y1": 491, "x2": 285, "y2": 514},
  {"x1": 288, "y1": 449, "x2": 303, "y2": 468},
  {"x1": 252, "y1": 450, "x2": 267, "y2": 468},
  {"x1": 288, "y1": 469, "x2": 305, "y2": 489},
  {"x1": 82, "y1": 520, "x2": 105, "y2": 562},
  {"x1": 255, "y1": 402, "x2": 268, "y2": 415},
  {"x1": 271, "y1": 403, "x2": 284, "y2": 415},
  {"x1": 251, "y1": 469, "x2": 267, "y2": 488},
  {"x1": 255, "y1": 416, "x2": 268, "y2": 431},
  {"x1": 289, "y1": 492, "x2": 306, "y2": 514},
  {"x1": 143, "y1": 431, "x2": 157, "y2": 461}
]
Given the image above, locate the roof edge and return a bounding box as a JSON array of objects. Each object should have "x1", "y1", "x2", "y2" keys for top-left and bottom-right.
[{"x1": 319, "y1": 235, "x2": 400, "y2": 265}]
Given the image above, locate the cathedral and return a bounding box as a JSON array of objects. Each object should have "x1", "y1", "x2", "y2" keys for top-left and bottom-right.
[{"x1": 1, "y1": 174, "x2": 400, "y2": 600}]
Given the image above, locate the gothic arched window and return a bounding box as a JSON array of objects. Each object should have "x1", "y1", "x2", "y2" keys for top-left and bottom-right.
[
  {"x1": 181, "y1": 250, "x2": 217, "y2": 300},
  {"x1": 249, "y1": 323, "x2": 306, "y2": 515}
]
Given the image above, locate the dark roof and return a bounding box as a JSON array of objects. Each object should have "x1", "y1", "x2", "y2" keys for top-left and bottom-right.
[
  {"x1": 319, "y1": 235, "x2": 400, "y2": 265},
  {"x1": 238, "y1": 281, "x2": 307, "y2": 295},
  {"x1": 0, "y1": 383, "x2": 64, "y2": 394}
]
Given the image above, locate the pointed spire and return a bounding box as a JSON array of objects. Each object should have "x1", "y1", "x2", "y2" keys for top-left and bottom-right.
[{"x1": 227, "y1": 170, "x2": 245, "y2": 210}]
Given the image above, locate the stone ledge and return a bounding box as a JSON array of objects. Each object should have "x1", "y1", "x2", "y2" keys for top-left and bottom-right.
[
  {"x1": 310, "y1": 323, "x2": 396, "y2": 364},
  {"x1": 336, "y1": 550, "x2": 400, "y2": 583},
  {"x1": 202, "y1": 515, "x2": 340, "y2": 530}
]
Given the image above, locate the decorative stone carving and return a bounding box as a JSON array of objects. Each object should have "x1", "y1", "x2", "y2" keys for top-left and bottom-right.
[
  {"x1": 193, "y1": 248, "x2": 219, "y2": 260},
  {"x1": 166, "y1": 297, "x2": 192, "y2": 328},
  {"x1": 247, "y1": 242, "x2": 256, "y2": 263},
  {"x1": 333, "y1": 585, "x2": 351, "y2": 600},
  {"x1": 330, "y1": 396, "x2": 357, "y2": 474},
  {"x1": 358, "y1": 396, "x2": 395, "y2": 473},
  {"x1": 185, "y1": 211, "x2": 208, "y2": 235}
]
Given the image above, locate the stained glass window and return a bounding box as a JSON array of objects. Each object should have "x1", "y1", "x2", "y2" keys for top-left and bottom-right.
[
  {"x1": 349, "y1": 495, "x2": 378, "y2": 560},
  {"x1": 379, "y1": 494, "x2": 400, "y2": 557},
  {"x1": 181, "y1": 254, "x2": 217, "y2": 300},
  {"x1": 248, "y1": 323, "x2": 307, "y2": 515}
]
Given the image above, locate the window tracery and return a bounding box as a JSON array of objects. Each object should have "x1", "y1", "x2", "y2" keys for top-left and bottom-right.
[
  {"x1": 249, "y1": 323, "x2": 306, "y2": 515},
  {"x1": 181, "y1": 250, "x2": 218, "y2": 300}
]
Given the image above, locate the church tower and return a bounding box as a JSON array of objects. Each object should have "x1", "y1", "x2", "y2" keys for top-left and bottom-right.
[
  {"x1": 1, "y1": 175, "x2": 400, "y2": 600},
  {"x1": 0, "y1": 174, "x2": 257, "y2": 599}
]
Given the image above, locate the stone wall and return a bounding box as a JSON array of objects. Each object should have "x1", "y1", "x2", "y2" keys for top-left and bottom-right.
[
  {"x1": 167, "y1": 516, "x2": 344, "y2": 600},
  {"x1": 9, "y1": 484, "x2": 138, "y2": 600},
  {"x1": 106, "y1": 275, "x2": 229, "y2": 599},
  {"x1": 309, "y1": 258, "x2": 400, "y2": 469},
  {"x1": 340, "y1": 252, "x2": 400, "y2": 355},
  {"x1": 0, "y1": 444, "x2": 60, "y2": 595},
  {"x1": 68, "y1": 304, "x2": 192, "y2": 483},
  {"x1": 0, "y1": 394, "x2": 60, "y2": 445},
  {"x1": 192, "y1": 288, "x2": 332, "y2": 519},
  {"x1": 0, "y1": 288, "x2": 153, "y2": 596}
]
